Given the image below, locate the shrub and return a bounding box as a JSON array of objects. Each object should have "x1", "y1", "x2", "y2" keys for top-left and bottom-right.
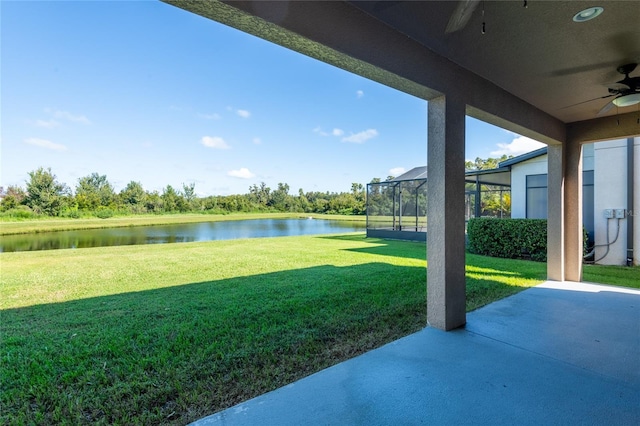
[
  {"x1": 467, "y1": 218, "x2": 547, "y2": 262},
  {"x1": 95, "y1": 207, "x2": 115, "y2": 219},
  {"x1": 0, "y1": 206, "x2": 38, "y2": 220},
  {"x1": 60, "y1": 207, "x2": 81, "y2": 219}
]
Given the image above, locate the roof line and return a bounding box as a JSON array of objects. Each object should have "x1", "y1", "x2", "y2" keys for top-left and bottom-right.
[{"x1": 499, "y1": 147, "x2": 548, "y2": 168}]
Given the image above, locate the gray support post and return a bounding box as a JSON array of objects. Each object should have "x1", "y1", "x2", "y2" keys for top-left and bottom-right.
[
  {"x1": 547, "y1": 144, "x2": 565, "y2": 281},
  {"x1": 392, "y1": 184, "x2": 397, "y2": 230},
  {"x1": 427, "y1": 96, "x2": 466, "y2": 330},
  {"x1": 399, "y1": 187, "x2": 403, "y2": 231},
  {"x1": 475, "y1": 176, "x2": 481, "y2": 218},
  {"x1": 627, "y1": 137, "x2": 634, "y2": 266},
  {"x1": 564, "y1": 142, "x2": 583, "y2": 282}
]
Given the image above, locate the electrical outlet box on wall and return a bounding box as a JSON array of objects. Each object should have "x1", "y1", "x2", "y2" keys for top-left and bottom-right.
[
  {"x1": 604, "y1": 209, "x2": 614, "y2": 218},
  {"x1": 614, "y1": 209, "x2": 626, "y2": 219}
]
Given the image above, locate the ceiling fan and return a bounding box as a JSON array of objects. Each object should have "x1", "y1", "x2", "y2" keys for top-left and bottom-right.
[
  {"x1": 596, "y1": 63, "x2": 640, "y2": 115},
  {"x1": 445, "y1": 0, "x2": 481, "y2": 34},
  {"x1": 561, "y1": 63, "x2": 640, "y2": 115},
  {"x1": 372, "y1": 0, "x2": 483, "y2": 34}
]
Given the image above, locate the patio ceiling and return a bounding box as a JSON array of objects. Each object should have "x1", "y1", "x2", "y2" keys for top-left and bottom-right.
[{"x1": 165, "y1": 0, "x2": 640, "y2": 145}]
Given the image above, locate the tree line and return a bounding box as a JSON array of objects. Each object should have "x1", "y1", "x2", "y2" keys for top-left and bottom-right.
[
  {"x1": 465, "y1": 154, "x2": 512, "y2": 218},
  {"x1": 1, "y1": 156, "x2": 512, "y2": 219},
  {"x1": 0, "y1": 167, "x2": 368, "y2": 219}
]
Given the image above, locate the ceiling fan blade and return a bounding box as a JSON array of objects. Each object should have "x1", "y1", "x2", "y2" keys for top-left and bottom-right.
[
  {"x1": 445, "y1": 0, "x2": 481, "y2": 34},
  {"x1": 608, "y1": 83, "x2": 631, "y2": 92},
  {"x1": 597, "y1": 100, "x2": 616, "y2": 116},
  {"x1": 559, "y1": 94, "x2": 614, "y2": 110}
]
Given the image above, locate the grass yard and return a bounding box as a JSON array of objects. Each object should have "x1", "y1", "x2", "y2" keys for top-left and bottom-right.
[
  {"x1": 583, "y1": 263, "x2": 640, "y2": 288},
  {"x1": 1, "y1": 233, "x2": 637, "y2": 424}
]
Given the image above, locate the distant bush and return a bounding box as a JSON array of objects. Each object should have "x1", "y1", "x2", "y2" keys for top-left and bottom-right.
[
  {"x1": 60, "y1": 207, "x2": 81, "y2": 219},
  {"x1": 95, "y1": 207, "x2": 115, "y2": 219},
  {"x1": 0, "y1": 206, "x2": 38, "y2": 220},
  {"x1": 467, "y1": 218, "x2": 547, "y2": 262}
]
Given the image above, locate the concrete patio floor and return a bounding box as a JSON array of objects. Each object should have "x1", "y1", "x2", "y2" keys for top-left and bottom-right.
[{"x1": 193, "y1": 281, "x2": 640, "y2": 425}]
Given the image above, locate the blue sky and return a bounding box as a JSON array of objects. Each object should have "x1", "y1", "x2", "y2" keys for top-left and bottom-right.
[{"x1": 1, "y1": 1, "x2": 545, "y2": 196}]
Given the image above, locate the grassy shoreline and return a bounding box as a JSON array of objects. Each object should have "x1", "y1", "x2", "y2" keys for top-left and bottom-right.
[{"x1": 0, "y1": 212, "x2": 366, "y2": 236}]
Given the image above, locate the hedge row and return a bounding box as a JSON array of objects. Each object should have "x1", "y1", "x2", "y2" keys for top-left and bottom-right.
[{"x1": 467, "y1": 218, "x2": 547, "y2": 262}]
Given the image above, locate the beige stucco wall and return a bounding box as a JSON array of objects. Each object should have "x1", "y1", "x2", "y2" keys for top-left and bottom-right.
[
  {"x1": 510, "y1": 147, "x2": 594, "y2": 220},
  {"x1": 509, "y1": 141, "x2": 639, "y2": 267},
  {"x1": 510, "y1": 156, "x2": 548, "y2": 219},
  {"x1": 593, "y1": 138, "x2": 638, "y2": 265}
]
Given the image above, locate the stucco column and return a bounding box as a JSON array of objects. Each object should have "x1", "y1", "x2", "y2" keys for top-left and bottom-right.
[
  {"x1": 564, "y1": 142, "x2": 583, "y2": 281},
  {"x1": 547, "y1": 144, "x2": 564, "y2": 281},
  {"x1": 427, "y1": 95, "x2": 466, "y2": 330}
]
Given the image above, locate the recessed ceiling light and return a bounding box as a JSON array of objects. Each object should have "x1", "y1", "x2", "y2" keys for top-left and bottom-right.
[{"x1": 572, "y1": 6, "x2": 604, "y2": 22}]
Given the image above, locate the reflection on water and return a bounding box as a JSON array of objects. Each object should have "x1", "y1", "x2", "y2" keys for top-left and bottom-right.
[{"x1": 0, "y1": 219, "x2": 365, "y2": 252}]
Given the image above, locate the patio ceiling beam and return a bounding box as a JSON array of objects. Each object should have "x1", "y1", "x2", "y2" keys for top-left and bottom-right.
[{"x1": 568, "y1": 111, "x2": 640, "y2": 144}]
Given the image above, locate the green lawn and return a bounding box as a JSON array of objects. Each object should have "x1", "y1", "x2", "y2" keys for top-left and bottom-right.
[
  {"x1": 1, "y1": 233, "x2": 637, "y2": 424},
  {"x1": 583, "y1": 263, "x2": 640, "y2": 288}
]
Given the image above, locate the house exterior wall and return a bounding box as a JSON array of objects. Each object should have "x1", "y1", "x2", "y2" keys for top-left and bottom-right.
[
  {"x1": 510, "y1": 156, "x2": 548, "y2": 219},
  {"x1": 593, "y1": 139, "x2": 637, "y2": 266},
  {"x1": 509, "y1": 141, "x2": 640, "y2": 266},
  {"x1": 583, "y1": 143, "x2": 594, "y2": 170},
  {"x1": 510, "y1": 147, "x2": 595, "y2": 220}
]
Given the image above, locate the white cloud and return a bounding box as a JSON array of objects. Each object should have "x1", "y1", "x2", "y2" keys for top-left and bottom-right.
[
  {"x1": 252, "y1": 137, "x2": 262, "y2": 145},
  {"x1": 389, "y1": 167, "x2": 406, "y2": 177},
  {"x1": 228, "y1": 168, "x2": 255, "y2": 179},
  {"x1": 313, "y1": 127, "x2": 329, "y2": 136},
  {"x1": 201, "y1": 136, "x2": 230, "y2": 150},
  {"x1": 47, "y1": 109, "x2": 91, "y2": 124},
  {"x1": 198, "y1": 113, "x2": 221, "y2": 120},
  {"x1": 490, "y1": 136, "x2": 546, "y2": 157},
  {"x1": 342, "y1": 128, "x2": 378, "y2": 144},
  {"x1": 356, "y1": 90, "x2": 364, "y2": 98},
  {"x1": 332, "y1": 128, "x2": 344, "y2": 136},
  {"x1": 24, "y1": 137, "x2": 67, "y2": 151},
  {"x1": 236, "y1": 109, "x2": 251, "y2": 119},
  {"x1": 35, "y1": 119, "x2": 60, "y2": 128}
]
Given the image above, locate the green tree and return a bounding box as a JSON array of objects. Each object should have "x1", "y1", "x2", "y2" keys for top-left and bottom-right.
[
  {"x1": 368, "y1": 178, "x2": 382, "y2": 196},
  {"x1": 120, "y1": 181, "x2": 146, "y2": 205},
  {"x1": 296, "y1": 188, "x2": 311, "y2": 212},
  {"x1": 145, "y1": 191, "x2": 163, "y2": 213},
  {"x1": 312, "y1": 197, "x2": 329, "y2": 213},
  {"x1": 162, "y1": 185, "x2": 183, "y2": 212},
  {"x1": 24, "y1": 167, "x2": 69, "y2": 216},
  {"x1": 270, "y1": 182, "x2": 291, "y2": 211},
  {"x1": 328, "y1": 193, "x2": 357, "y2": 214},
  {"x1": 350, "y1": 182, "x2": 366, "y2": 214},
  {"x1": 75, "y1": 173, "x2": 115, "y2": 210},
  {"x1": 465, "y1": 155, "x2": 510, "y2": 171},
  {"x1": 182, "y1": 182, "x2": 199, "y2": 211},
  {"x1": 249, "y1": 182, "x2": 270, "y2": 207},
  {"x1": 120, "y1": 181, "x2": 147, "y2": 213},
  {"x1": 0, "y1": 185, "x2": 27, "y2": 211},
  {"x1": 182, "y1": 182, "x2": 195, "y2": 201}
]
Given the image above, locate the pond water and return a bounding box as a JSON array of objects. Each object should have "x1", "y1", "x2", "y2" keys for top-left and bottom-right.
[{"x1": 0, "y1": 218, "x2": 365, "y2": 252}]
